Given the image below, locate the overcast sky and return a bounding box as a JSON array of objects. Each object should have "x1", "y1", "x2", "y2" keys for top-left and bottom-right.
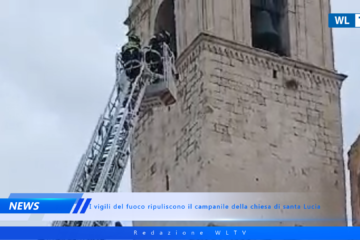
[{"x1": 0, "y1": 0, "x2": 359, "y2": 227}]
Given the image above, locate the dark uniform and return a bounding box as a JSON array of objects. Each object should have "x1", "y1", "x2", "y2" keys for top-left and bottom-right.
[
  {"x1": 145, "y1": 31, "x2": 171, "y2": 75},
  {"x1": 145, "y1": 35, "x2": 162, "y2": 74},
  {"x1": 115, "y1": 221, "x2": 122, "y2": 227},
  {"x1": 121, "y1": 35, "x2": 142, "y2": 80},
  {"x1": 120, "y1": 35, "x2": 143, "y2": 128}
]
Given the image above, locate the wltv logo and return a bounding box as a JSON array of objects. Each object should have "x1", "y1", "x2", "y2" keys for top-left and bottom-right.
[{"x1": 329, "y1": 14, "x2": 360, "y2": 28}]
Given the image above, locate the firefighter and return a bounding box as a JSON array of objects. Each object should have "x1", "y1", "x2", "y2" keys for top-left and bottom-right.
[
  {"x1": 120, "y1": 34, "x2": 142, "y2": 120},
  {"x1": 121, "y1": 34, "x2": 142, "y2": 80},
  {"x1": 115, "y1": 221, "x2": 122, "y2": 227},
  {"x1": 145, "y1": 34, "x2": 162, "y2": 74},
  {"x1": 145, "y1": 31, "x2": 178, "y2": 82},
  {"x1": 150, "y1": 30, "x2": 171, "y2": 75}
]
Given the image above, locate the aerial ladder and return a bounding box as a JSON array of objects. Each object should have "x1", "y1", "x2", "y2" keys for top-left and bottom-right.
[{"x1": 52, "y1": 43, "x2": 177, "y2": 227}]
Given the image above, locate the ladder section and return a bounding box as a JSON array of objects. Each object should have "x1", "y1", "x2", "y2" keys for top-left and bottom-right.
[
  {"x1": 54, "y1": 62, "x2": 149, "y2": 227},
  {"x1": 53, "y1": 43, "x2": 177, "y2": 227},
  {"x1": 82, "y1": 70, "x2": 150, "y2": 227},
  {"x1": 66, "y1": 55, "x2": 129, "y2": 194}
]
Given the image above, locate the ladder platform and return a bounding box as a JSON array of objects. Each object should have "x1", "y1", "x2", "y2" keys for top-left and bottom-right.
[{"x1": 140, "y1": 74, "x2": 177, "y2": 111}]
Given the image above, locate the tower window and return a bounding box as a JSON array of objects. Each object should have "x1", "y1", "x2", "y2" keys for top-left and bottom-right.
[
  {"x1": 250, "y1": 0, "x2": 289, "y2": 56},
  {"x1": 273, "y1": 69, "x2": 277, "y2": 78},
  {"x1": 154, "y1": 0, "x2": 177, "y2": 57}
]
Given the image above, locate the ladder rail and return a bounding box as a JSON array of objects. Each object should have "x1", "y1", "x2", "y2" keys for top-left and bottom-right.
[
  {"x1": 53, "y1": 55, "x2": 129, "y2": 227},
  {"x1": 81, "y1": 66, "x2": 149, "y2": 227},
  {"x1": 82, "y1": 113, "x2": 122, "y2": 193},
  {"x1": 55, "y1": 43, "x2": 176, "y2": 228},
  {"x1": 68, "y1": 79, "x2": 121, "y2": 193},
  {"x1": 102, "y1": 72, "x2": 149, "y2": 193},
  {"x1": 93, "y1": 64, "x2": 146, "y2": 192},
  {"x1": 55, "y1": 65, "x2": 144, "y2": 227},
  {"x1": 77, "y1": 63, "x2": 129, "y2": 193},
  {"x1": 68, "y1": 116, "x2": 102, "y2": 192},
  {"x1": 111, "y1": 86, "x2": 147, "y2": 192},
  {"x1": 83, "y1": 80, "x2": 149, "y2": 228}
]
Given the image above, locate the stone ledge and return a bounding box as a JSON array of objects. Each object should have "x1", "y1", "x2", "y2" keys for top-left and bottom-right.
[{"x1": 176, "y1": 32, "x2": 347, "y2": 92}]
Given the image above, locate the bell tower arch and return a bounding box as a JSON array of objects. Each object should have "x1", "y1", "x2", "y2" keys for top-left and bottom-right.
[
  {"x1": 153, "y1": 0, "x2": 177, "y2": 57},
  {"x1": 126, "y1": 0, "x2": 347, "y2": 226},
  {"x1": 250, "y1": 0, "x2": 290, "y2": 56}
]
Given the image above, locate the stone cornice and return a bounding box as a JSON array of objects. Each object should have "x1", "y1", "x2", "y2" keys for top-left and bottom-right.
[
  {"x1": 124, "y1": 0, "x2": 152, "y2": 27},
  {"x1": 176, "y1": 32, "x2": 347, "y2": 90}
]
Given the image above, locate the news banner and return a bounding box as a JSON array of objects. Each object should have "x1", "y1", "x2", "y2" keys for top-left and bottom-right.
[{"x1": 0, "y1": 192, "x2": 358, "y2": 239}]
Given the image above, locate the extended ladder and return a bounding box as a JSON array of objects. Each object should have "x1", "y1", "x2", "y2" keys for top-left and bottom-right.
[{"x1": 53, "y1": 43, "x2": 177, "y2": 227}]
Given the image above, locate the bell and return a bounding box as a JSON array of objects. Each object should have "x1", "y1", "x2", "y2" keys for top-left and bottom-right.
[
  {"x1": 253, "y1": 10, "x2": 281, "y2": 53},
  {"x1": 261, "y1": 0, "x2": 276, "y2": 12}
]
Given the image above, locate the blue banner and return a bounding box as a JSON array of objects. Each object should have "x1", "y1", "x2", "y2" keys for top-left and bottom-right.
[
  {"x1": 0, "y1": 198, "x2": 77, "y2": 213},
  {"x1": 0, "y1": 227, "x2": 358, "y2": 239}
]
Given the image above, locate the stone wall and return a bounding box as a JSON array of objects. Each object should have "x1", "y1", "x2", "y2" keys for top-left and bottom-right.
[
  {"x1": 348, "y1": 135, "x2": 360, "y2": 226},
  {"x1": 125, "y1": 0, "x2": 335, "y2": 71},
  {"x1": 132, "y1": 37, "x2": 206, "y2": 192},
  {"x1": 124, "y1": 0, "x2": 344, "y2": 227},
  {"x1": 131, "y1": 33, "x2": 347, "y2": 226},
  {"x1": 200, "y1": 34, "x2": 344, "y2": 193}
]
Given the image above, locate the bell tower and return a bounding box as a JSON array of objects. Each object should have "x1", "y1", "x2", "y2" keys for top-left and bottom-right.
[{"x1": 126, "y1": 0, "x2": 347, "y2": 226}]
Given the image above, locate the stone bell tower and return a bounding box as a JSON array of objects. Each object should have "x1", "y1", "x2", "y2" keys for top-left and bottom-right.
[{"x1": 125, "y1": 0, "x2": 347, "y2": 226}]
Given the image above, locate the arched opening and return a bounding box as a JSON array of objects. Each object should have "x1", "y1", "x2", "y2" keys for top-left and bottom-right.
[
  {"x1": 154, "y1": 0, "x2": 177, "y2": 57},
  {"x1": 250, "y1": 0, "x2": 289, "y2": 56}
]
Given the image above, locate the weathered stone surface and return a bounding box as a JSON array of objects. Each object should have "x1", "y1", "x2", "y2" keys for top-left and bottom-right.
[
  {"x1": 126, "y1": 0, "x2": 347, "y2": 226},
  {"x1": 126, "y1": 0, "x2": 335, "y2": 70},
  {"x1": 348, "y1": 135, "x2": 360, "y2": 226}
]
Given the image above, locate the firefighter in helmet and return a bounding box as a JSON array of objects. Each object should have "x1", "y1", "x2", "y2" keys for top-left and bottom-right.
[
  {"x1": 145, "y1": 35, "x2": 161, "y2": 74},
  {"x1": 145, "y1": 30, "x2": 171, "y2": 76},
  {"x1": 121, "y1": 34, "x2": 142, "y2": 80}
]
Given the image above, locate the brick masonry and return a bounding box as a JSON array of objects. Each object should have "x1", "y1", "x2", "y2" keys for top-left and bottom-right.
[{"x1": 126, "y1": 0, "x2": 347, "y2": 226}]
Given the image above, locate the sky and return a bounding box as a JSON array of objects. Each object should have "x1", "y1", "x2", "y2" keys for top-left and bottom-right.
[{"x1": 0, "y1": 0, "x2": 359, "y2": 227}]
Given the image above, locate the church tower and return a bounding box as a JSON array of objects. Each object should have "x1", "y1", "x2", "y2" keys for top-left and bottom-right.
[{"x1": 125, "y1": 0, "x2": 347, "y2": 226}]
